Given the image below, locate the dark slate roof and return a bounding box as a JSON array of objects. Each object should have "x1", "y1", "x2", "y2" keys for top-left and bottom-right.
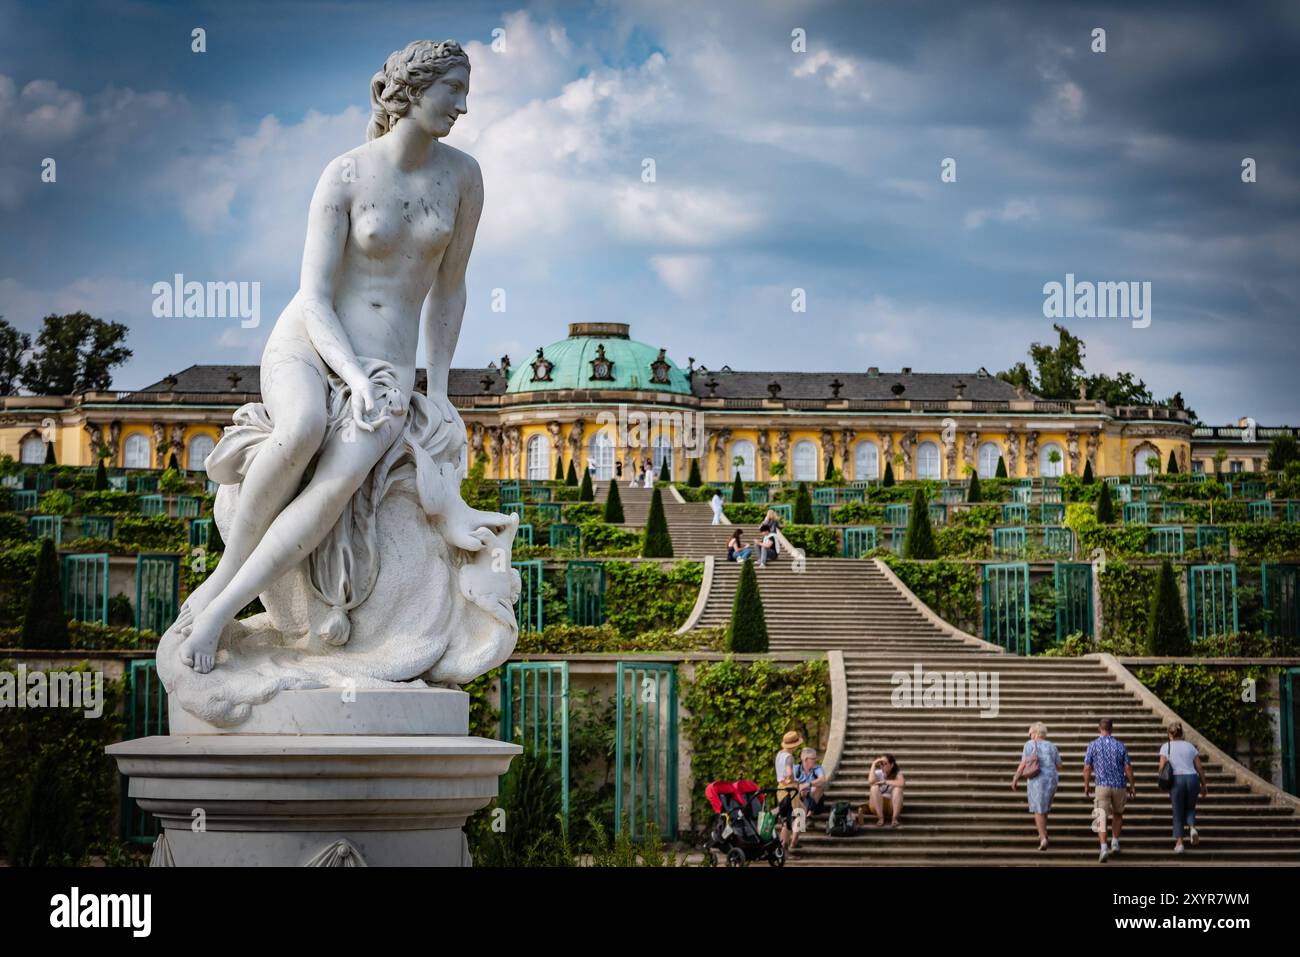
[
  {"x1": 136, "y1": 364, "x2": 508, "y2": 397},
  {"x1": 688, "y1": 368, "x2": 1029, "y2": 401}
]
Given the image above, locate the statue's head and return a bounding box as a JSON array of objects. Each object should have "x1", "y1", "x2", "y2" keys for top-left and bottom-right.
[{"x1": 368, "y1": 39, "x2": 471, "y2": 141}]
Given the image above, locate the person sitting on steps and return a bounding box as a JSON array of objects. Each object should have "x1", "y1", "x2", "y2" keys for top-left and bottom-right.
[
  {"x1": 726, "y1": 528, "x2": 752, "y2": 562},
  {"x1": 866, "y1": 754, "x2": 905, "y2": 827}
]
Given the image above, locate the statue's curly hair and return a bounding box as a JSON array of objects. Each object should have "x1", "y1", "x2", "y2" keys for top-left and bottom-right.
[{"x1": 367, "y1": 39, "x2": 470, "y2": 141}]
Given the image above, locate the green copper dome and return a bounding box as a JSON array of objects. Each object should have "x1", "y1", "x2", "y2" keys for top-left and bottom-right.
[{"x1": 507, "y1": 323, "x2": 691, "y2": 395}]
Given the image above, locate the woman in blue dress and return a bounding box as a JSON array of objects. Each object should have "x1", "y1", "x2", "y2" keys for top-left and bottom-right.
[{"x1": 1012, "y1": 721, "x2": 1063, "y2": 851}]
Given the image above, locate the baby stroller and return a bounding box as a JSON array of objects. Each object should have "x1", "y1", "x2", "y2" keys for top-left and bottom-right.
[{"x1": 704, "y1": 779, "x2": 786, "y2": 867}]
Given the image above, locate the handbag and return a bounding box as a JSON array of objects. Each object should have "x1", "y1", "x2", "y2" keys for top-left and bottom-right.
[
  {"x1": 1020, "y1": 742, "x2": 1041, "y2": 780},
  {"x1": 1157, "y1": 759, "x2": 1174, "y2": 791}
]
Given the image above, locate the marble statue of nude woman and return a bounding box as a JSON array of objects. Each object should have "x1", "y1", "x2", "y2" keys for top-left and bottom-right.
[{"x1": 157, "y1": 40, "x2": 518, "y2": 724}]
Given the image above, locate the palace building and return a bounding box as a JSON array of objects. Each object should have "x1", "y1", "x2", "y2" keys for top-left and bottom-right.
[{"x1": 0, "y1": 321, "x2": 1286, "y2": 480}]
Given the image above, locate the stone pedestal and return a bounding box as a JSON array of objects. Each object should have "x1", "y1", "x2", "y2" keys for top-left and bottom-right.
[{"x1": 107, "y1": 688, "x2": 519, "y2": 867}]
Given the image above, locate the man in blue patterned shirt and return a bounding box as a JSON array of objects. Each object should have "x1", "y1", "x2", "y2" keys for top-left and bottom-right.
[{"x1": 1084, "y1": 717, "x2": 1136, "y2": 862}]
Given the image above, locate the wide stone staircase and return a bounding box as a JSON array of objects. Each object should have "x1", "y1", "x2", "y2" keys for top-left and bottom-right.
[
  {"x1": 598, "y1": 482, "x2": 738, "y2": 558},
  {"x1": 684, "y1": 553, "x2": 1300, "y2": 865}
]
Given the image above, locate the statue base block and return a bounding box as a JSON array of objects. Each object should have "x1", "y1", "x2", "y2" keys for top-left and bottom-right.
[{"x1": 107, "y1": 689, "x2": 520, "y2": 867}]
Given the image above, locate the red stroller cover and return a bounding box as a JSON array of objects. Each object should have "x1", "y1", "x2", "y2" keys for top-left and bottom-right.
[{"x1": 705, "y1": 779, "x2": 764, "y2": 814}]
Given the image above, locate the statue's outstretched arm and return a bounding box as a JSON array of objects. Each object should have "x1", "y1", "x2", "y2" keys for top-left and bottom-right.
[
  {"x1": 422, "y1": 154, "x2": 484, "y2": 402},
  {"x1": 299, "y1": 158, "x2": 368, "y2": 391}
]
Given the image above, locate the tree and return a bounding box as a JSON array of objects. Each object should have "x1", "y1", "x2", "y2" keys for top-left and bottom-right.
[
  {"x1": 1166, "y1": 450, "x2": 1179, "y2": 474},
  {"x1": 687, "y1": 457, "x2": 702, "y2": 487},
  {"x1": 1212, "y1": 448, "x2": 1228, "y2": 477},
  {"x1": 1096, "y1": 481, "x2": 1115, "y2": 523},
  {"x1": 1081, "y1": 460, "x2": 1094, "y2": 484},
  {"x1": 658, "y1": 458, "x2": 671, "y2": 483},
  {"x1": 967, "y1": 471, "x2": 983, "y2": 503},
  {"x1": 578, "y1": 468, "x2": 594, "y2": 502},
  {"x1": 726, "y1": 556, "x2": 768, "y2": 653},
  {"x1": 20, "y1": 312, "x2": 132, "y2": 395},
  {"x1": 824, "y1": 458, "x2": 834, "y2": 481},
  {"x1": 731, "y1": 470, "x2": 745, "y2": 505},
  {"x1": 1146, "y1": 560, "x2": 1190, "y2": 655},
  {"x1": 43, "y1": 442, "x2": 55, "y2": 465},
  {"x1": 882, "y1": 461, "x2": 895, "y2": 487},
  {"x1": 93, "y1": 458, "x2": 108, "y2": 491},
  {"x1": 0, "y1": 316, "x2": 31, "y2": 396},
  {"x1": 554, "y1": 455, "x2": 564, "y2": 481},
  {"x1": 793, "y1": 482, "x2": 814, "y2": 524},
  {"x1": 1268, "y1": 435, "x2": 1299, "y2": 472},
  {"x1": 995, "y1": 456, "x2": 1008, "y2": 479},
  {"x1": 903, "y1": 487, "x2": 936, "y2": 559},
  {"x1": 21, "y1": 537, "x2": 68, "y2": 649},
  {"x1": 769, "y1": 461, "x2": 786, "y2": 482},
  {"x1": 565, "y1": 459, "x2": 578, "y2": 486},
  {"x1": 1145, "y1": 455, "x2": 1160, "y2": 475},
  {"x1": 167, "y1": 452, "x2": 180, "y2": 472},
  {"x1": 603, "y1": 476, "x2": 624, "y2": 523},
  {"x1": 641, "y1": 487, "x2": 673, "y2": 557}
]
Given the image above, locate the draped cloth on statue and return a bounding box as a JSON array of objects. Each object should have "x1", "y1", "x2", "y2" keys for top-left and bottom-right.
[
  {"x1": 156, "y1": 357, "x2": 520, "y2": 728},
  {"x1": 205, "y1": 357, "x2": 464, "y2": 646}
]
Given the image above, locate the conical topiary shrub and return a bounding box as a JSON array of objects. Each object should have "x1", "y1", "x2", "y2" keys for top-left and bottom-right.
[
  {"x1": 554, "y1": 456, "x2": 564, "y2": 481},
  {"x1": 1146, "y1": 559, "x2": 1190, "y2": 655},
  {"x1": 1167, "y1": 450, "x2": 1179, "y2": 474},
  {"x1": 43, "y1": 442, "x2": 55, "y2": 465},
  {"x1": 793, "y1": 481, "x2": 814, "y2": 524},
  {"x1": 641, "y1": 486, "x2": 673, "y2": 557},
  {"x1": 1081, "y1": 460, "x2": 1094, "y2": 484},
  {"x1": 824, "y1": 458, "x2": 835, "y2": 481},
  {"x1": 882, "y1": 461, "x2": 896, "y2": 487},
  {"x1": 167, "y1": 452, "x2": 180, "y2": 471},
  {"x1": 565, "y1": 459, "x2": 578, "y2": 486},
  {"x1": 687, "y1": 457, "x2": 702, "y2": 487},
  {"x1": 21, "y1": 537, "x2": 68, "y2": 649},
  {"x1": 967, "y1": 472, "x2": 983, "y2": 503},
  {"x1": 731, "y1": 471, "x2": 745, "y2": 505},
  {"x1": 903, "y1": 487, "x2": 937, "y2": 560},
  {"x1": 1096, "y1": 481, "x2": 1115, "y2": 523},
  {"x1": 995, "y1": 456, "x2": 1008, "y2": 479},
  {"x1": 659, "y1": 458, "x2": 670, "y2": 483},
  {"x1": 726, "y1": 556, "x2": 768, "y2": 652},
  {"x1": 210, "y1": 514, "x2": 226, "y2": 552},
  {"x1": 579, "y1": 468, "x2": 594, "y2": 502},
  {"x1": 93, "y1": 458, "x2": 108, "y2": 491},
  {"x1": 603, "y1": 477, "x2": 625, "y2": 523}
]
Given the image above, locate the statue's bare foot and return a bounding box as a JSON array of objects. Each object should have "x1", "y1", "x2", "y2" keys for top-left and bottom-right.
[{"x1": 178, "y1": 610, "x2": 226, "y2": 674}]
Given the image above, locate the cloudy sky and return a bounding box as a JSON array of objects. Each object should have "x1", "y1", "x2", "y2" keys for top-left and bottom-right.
[{"x1": 1, "y1": 0, "x2": 1297, "y2": 423}]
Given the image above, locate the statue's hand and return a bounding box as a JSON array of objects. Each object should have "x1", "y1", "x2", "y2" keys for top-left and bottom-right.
[{"x1": 349, "y1": 379, "x2": 381, "y2": 432}]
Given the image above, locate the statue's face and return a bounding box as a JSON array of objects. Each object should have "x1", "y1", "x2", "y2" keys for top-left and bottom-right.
[{"x1": 410, "y1": 65, "x2": 469, "y2": 138}]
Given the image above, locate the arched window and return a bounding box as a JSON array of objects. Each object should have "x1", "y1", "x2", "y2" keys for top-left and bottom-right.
[
  {"x1": 19, "y1": 434, "x2": 46, "y2": 464},
  {"x1": 792, "y1": 440, "x2": 818, "y2": 482},
  {"x1": 123, "y1": 433, "x2": 151, "y2": 469},
  {"x1": 978, "y1": 441, "x2": 1002, "y2": 479},
  {"x1": 729, "y1": 439, "x2": 755, "y2": 481},
  {"x1": 1039, "y1": 442, "x2": 1065, "y2": 477},
  {"x1": 916, "y1": 441, "x2": 941, "y2": 480},
  {"x1": 1132, "y1": 445, "x2": 1160, "y2": 476},
  {"x1": 653, "y1": 435, "x2": 674, "y2": 478},
  {"x1": 187, "y1": 435, "x2": 215, "y2": 471},
  {"x1": 526, "y1": 434, "x2": 551, "y2": 480},
  {"x1": 588, "y1": 431, "x2": 614, "y2": 481},
  {"x1": 853, "y1": 441, "x2": 879, "y2": 481}
]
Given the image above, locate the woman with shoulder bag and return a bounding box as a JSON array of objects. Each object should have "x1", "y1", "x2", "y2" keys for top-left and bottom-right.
[
  {"x1": 1012, "y1": 721, "x2": 1062, "y2": 850},
  {"x1": 1158, "y1": 721, "x2": 1207, "y2": 854}
]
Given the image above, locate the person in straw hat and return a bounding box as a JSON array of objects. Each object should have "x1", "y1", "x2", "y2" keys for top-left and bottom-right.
[{"x1": 775, "y1": 730, "x2": 804, "y2": 850}]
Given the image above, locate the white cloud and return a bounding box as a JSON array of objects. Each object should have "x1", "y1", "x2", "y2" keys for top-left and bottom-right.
[
  {"x1": 650, "y1": 255, "x2": 712, "y2": 296},
  {"x1": 964, "y1": 198, "x2": 1039, "y2": 230}
]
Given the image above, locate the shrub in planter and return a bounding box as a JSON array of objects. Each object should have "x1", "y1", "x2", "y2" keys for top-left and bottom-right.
[
  {"x1": 641, "y1": 488, "x2": 673, "y2": 558},
  {"x1": 727, "y1": 557, "x2": 768, "y2": 652},
  {"x1": 903, "y1": 487, "x2": 936, "y2": 559},
  {"x1": 882, "y1": 462, "x2": 895, "y2": 487},
  {"x1": 554, "y1": 456, "x2": 565, "y2": 481},
  {"x1": 565, "y1": 460, "x2": 578, "y2": 486},
  {"x1": 1096, "y1": 481, "x2": 1115, "y2": 524},
  {"x1": 731, "y1": 471, "x2": 745, "y2": 504},
  {"x1": 782, "y1": 525, "x2": 838, "y2": 558},
  {"x1": 966, "y1": 473, "x2": 982, "y2": 503},
  {"x1": 793, "y1": 482, "x2": 814, "y2": 524},
  {"x1": 995, "y1": 456, "x2": 1008, "y2": 479},
  {"x1": 578, "y1": 469, "x2": 594, "y2": 502},
  {"x1": 1081, "y1": 460, "x2": 1094, "y2": 484},
  {"x1": 659, "y1": 458, "x2": 671, "y2": 483},
  {"x1": 1146, "y1": 559, "x2": 1190, "y2": 655},
  {"x1": 20, "y1": 537, "x2": 68, "y2": 650},
  {"x1": 93, "y1": 459, "x2": 109, "y2": 491},
  {"x1": 603, "y1": 479, "x2": 625, "y2": 523},
  {"x1": 687, "y1": 458, "x2": 702, "y2": 487}
]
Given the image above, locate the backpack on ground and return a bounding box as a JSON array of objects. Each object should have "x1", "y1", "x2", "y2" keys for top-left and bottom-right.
[{"x1": 828, "y1": 801, "x2": 855, "y2": 837}]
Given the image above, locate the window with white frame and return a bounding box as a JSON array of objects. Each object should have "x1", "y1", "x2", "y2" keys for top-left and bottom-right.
[
  {"x1": 729, "y1": 439, "x2": 755, "y2": 481},
  {"x1": 1040, "y1": 442, "x2": 1065, "y2": 477},
  {"x1": 792, "y1": 440, "x2": 818, "y2": 481},
  {"x1": 187, "y1": 435, "x2": 215, "y2": 471},
  {"x1": 123, "y1": 433, "x2": 151, "y2": 469},
  {"x1": 588, "y1": 431, "x2": 614, "y2": 481},
  {"x1": 526, "y1": 434, "x2": 551, "y2": 480},
  {"x1": 853, "y1": 441, "x2": 879, "y2": 481},
  {"x1": 19, "y1": 434, "x2": 45, "y2": 464},
  {"x1": 977, "y1": 441, "x2": 1002, "y2": 479},
  {"x1": 916, "y1": 441, "x2": 941, "y2": 480}
]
